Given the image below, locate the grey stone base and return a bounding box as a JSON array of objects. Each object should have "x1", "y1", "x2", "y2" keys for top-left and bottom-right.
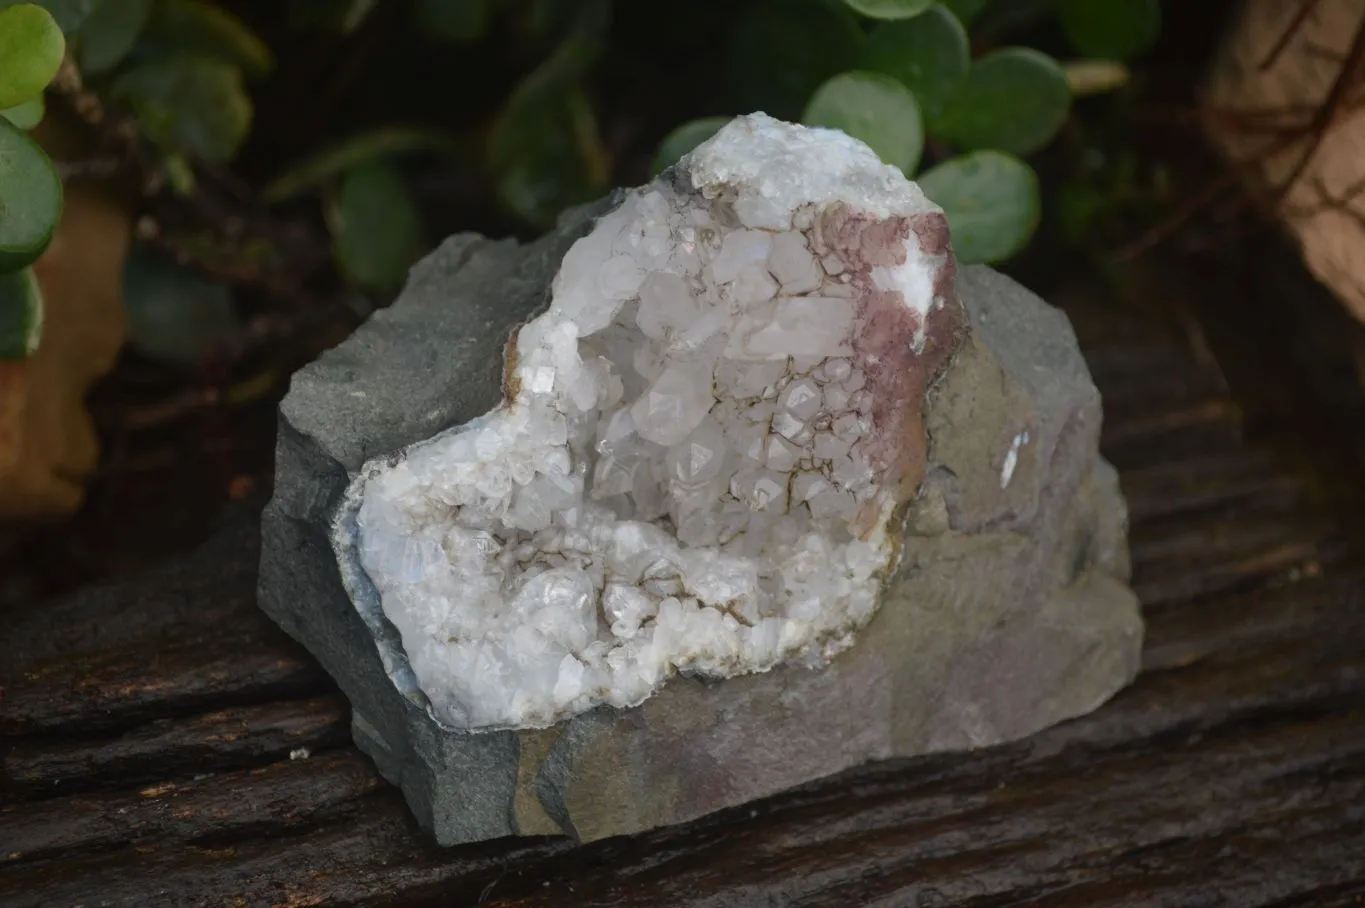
[{"x1": 258, "y1": 204, "x2": 1142, "y2": 846}]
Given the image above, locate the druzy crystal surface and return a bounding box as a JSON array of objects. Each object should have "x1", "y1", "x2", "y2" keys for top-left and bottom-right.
[{"x1": 350, "y1": 114, "x2": 958, "y2": 730}]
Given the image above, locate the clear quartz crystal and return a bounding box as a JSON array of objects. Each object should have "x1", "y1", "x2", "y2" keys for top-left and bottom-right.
[{"x1": 352, "y1": 113, "x2": 947, "y2": 730}]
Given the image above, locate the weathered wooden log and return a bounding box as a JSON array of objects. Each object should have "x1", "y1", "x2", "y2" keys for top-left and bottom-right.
[
  {"x1": 4, "y1": 697, "x2": 350, "y2": 798},
  {"x1": 0, "y1": 751, "x2": 384, "y2": 863},
  {"x1": 2, "y1": 284, "x2": 1363, "y2": 906},
  {"x1": 3, "y1": 568, "x2": 1363, "y2": 905}
]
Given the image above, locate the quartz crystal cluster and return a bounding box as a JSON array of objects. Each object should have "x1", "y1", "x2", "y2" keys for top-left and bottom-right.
[
  {"x1": 351, "y1": 114, "x2": 959, "y2": 730},
  {"x1": 263, "y1": 118, "x2": 1141, "y2": 844}
]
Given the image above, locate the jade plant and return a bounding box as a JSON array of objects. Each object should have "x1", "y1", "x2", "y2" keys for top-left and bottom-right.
[
  {"x1": 0, "y1": 0, "x2": 280, "y2": 364},
  {"x1": 655, "y1": 0, "x2": 1161, "y2": 265},
  {"x1": 0, "y1": 0, "x2": 1161, "y2": 368},
  {"x1": 0, "y1": 2, "x2": 64, "y2": 361}
]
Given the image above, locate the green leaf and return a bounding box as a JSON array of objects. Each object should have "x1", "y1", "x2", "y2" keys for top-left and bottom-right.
[
  {"x1": 932, "y1": 47, "x2": 1071, "y2": 155},
  {"x1": 1, "y1": 94, "x2": 44, "y2": 129},
  {"x1": 122, "y1": 246, "x2": 242, "y2": 367},
  {"x1": 487, "y1": 0, "x2": 606, "y2": 163},
  {"x1": 939, "y1": 0, "x2": 987, "y2": 26},
  {"x1": 113, "y1": 56, "x2": 251, "y2": 164},
  {"x1": 493, "y1": 88, "x2": 608, "y2": 227},
  {"x1": 327, "y1": 162, "x2": 425, "y2": 293},
  {"x1": 163, "y1": 151, "x2": 195, "y2": 195},
  {"x1": 0, "y1": 4, "x2": 65, "y2": 109},
  {"x1": 487, "y1": 1, "x2": 610, "y2": 227},
  {"x1": 918, "y1": 150, "x2": 1040, "y2": 264},
  {"x1": 413, "y1": 0, "x2": 489, "y2": 43},
  {"x1": 262, "y1": 127, "x2": 460, "y2": 203},
  {"x1": 76, "y1": 0, "x2": 152, "y2": 75},
  {"x1": 0, "y1": 0, "x2": 93, "y2": 34},
  {"x1": 730, "y1": 0, "x2": 864, "y2": 121},
  {"x1": 1057, "y1": 0, "x2": 1160, "y2": 60},
  {"x1": 803, "y1": 71, "x2": 924, "y2": 174},
  {"x1": 861, "y1": 5, "x2": 969, "y2": 124},
  {"x1": 138, "y1": 0, "x2": 273, "y2": 80},
  {"x1": 0, "y1": 117, "x2": 63, "y2": 271},
  {"x1": 842, "y1": 0, "x2": 932, "y2": 20},
  {"x1": 0, "y1": 267, "x2": 44, "y2": 360},
  {"x1": 651, "y1": 117, "x2": 731, "y2": 176}
]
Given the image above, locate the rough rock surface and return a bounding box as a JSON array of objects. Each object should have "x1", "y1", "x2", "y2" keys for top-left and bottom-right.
[{"x1": 260, "y1": 161, "x2": 1141, "y2": 848}]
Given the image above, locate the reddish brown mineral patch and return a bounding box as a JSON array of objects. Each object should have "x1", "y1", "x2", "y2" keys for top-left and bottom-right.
[
  {"x1": 817, "y1": 204, "x2": 912, "y2": 269},
  {"x1": 805, "y1": 203, "x2": 965, "y2": 537},
  {"x1": 908, "y1": 211, "x2": 951, "y2": 257}
]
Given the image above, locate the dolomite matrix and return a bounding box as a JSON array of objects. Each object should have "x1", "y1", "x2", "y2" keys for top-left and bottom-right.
[{"x1": 259, "y1": 114, "x2": 1143, "y2": 846}]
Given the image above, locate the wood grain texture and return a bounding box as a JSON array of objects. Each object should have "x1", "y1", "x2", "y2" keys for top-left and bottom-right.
[{"x1": 2, "y1": 297, "x2": 1363, "y2": 907}]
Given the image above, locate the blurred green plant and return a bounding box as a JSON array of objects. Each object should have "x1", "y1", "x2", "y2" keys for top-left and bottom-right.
[
  {"x1": 0, "y1": 2, "x2": 64, "y2": 360},
  {"x1": 0, "y1": 0, "x2": 1163, "y2": 370},
  {"x1": 657, "y1": 0, "x2": 1161, "y2": 265},
  {"x1": 0, "y1": 0, "x2": 439, "y2": 360}
]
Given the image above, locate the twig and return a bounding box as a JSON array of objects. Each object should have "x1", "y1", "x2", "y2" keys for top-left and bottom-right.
[
  {"x1": 1269, "y1": 10, "x2": 1365, "y2": 204},
  {"x1": 1128, "y1": 5, "x2": 1365, "y2": 260},
  {"x1": 1111, "y1": 173, "x2": 1241, "y2": 262},
  {"x1": 1283, "y1": 173, "x2": 1365, "y2": 219},
  {"x1": 46, "y1": 51, "x2": 337, "y2": 311},
  {"x1": 119, "y1": 388, "x2": 221, "y2": 431},
  {"x1": 1111, "y1": 126, "x2": 1309, "y2": 261},
  {"x1": 1259, "y1": 0, "x2": 1323, "y2": 71},
  {"x1": 53, "y1": 157, "x2": 127, "y2": 180}
]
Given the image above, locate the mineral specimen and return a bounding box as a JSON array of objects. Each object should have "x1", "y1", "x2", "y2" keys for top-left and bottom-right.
[
  {"x1": 346, "y1": 115, "x2": 961, "y2": 732},
  {"x1": 259, "y1": 114, "x2": 1143, "y2": 847}
]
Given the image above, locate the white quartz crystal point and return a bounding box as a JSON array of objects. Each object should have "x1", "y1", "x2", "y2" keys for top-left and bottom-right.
[{"x1": 351, "y1": 112, "x2": 962, "y2": 732}]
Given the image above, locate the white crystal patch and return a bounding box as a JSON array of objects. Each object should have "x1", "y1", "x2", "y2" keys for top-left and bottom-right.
[{"x1": 349, "y1": 114, "x2": 951, "y2": 730}]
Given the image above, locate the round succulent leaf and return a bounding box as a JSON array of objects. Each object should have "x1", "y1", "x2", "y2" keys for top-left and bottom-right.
[
  {"x1": 730, "y1": 0, "x2": 864, "y2": 120},
  {"x1": 0, "y1": 117, "x2": 63, "y2": 271},
  {"x1": 327, "y1": 161, "x2": 426, "y2": 293},
  {"x1": 0, "y1": 266, "x2": 44, "y2": 360},
  {"x1": 113, "y1": 57, "x2": 252, "y2": 164},
  {"x1": 1, "y1": 94, "x2": 44, "y2": 130},
  {"x1": 485, "y1": 3, "x2": 607, "y2": 174},
  {"x1": 1057, "y1": 0, "x2": 1160, "y2": 61},
  {"x1": 138, "y1": 0, "x2": 274, "y2": 80},
  {"x1": 76, "y1": 0, "x2": 152, "y2": 75},
  {"x1": 493, "y1": 106, "x2": 609, "y2": 229},
  {"x1": 0, "y1": 0, "x2": 93, "y2": 34},
  {"x1": 803, "y1": 71, "x2": 924, "y2": 175},
  {"x1": 122, "y1": 246, "x2": 242, "y2": 367},
  {"x1": 842, "y1": 0, "x2": 933, "y2": 21},
  {"x1": 940, "y1": 0, "x2": 987, "y2": 26},
  {"x1": 861, "y1": 5, "x2": 969, "y2": 123},
  {"x1": 932, "y1": 47, "x2": 1072, "y2": 156},
  {"x1": 489, "y1": 83, "x2": 609, "y2": 228},
  {"x1": 0, "y1": 4, "x2": 65, "y2": 110},
  {"x1": 651, "y1": 117, "x2": 731, "y2": 176},
  {"x1": 917, "y1": 150, "x2": 1040, "y2": 264}
]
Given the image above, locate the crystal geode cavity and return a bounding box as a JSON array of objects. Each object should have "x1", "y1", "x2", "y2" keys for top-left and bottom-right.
[
  {"x1": 260, "y1": 113, "x2": 1143, "y2": 846},
  {"x1": 345, "y1": 114, "x2": 963, "y2": 731}
]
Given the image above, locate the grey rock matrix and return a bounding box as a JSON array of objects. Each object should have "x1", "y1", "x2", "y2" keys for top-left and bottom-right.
[{"x1": 258, "y1": 201, "x2": 1142, "y2": 846}]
